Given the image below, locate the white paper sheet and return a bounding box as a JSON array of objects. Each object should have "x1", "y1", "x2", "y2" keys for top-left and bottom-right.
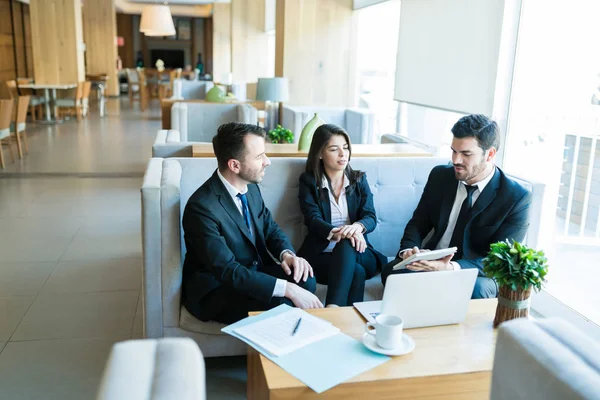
[{"x1": 233, "y1": 308, "x2": 340, "y2": 357}]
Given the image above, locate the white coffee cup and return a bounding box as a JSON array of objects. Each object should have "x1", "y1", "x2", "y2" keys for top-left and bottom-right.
[{"x1": 365, "y1": 314, "x2": 404, "y2": 349}]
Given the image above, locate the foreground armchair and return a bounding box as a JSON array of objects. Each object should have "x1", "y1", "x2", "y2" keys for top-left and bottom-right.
[
  {"x1": 491, "y1": 318, "x2": 600, "y2": 400},
  {"x1": 97, "y1": 338, "x2": 206, "y2": 400}
]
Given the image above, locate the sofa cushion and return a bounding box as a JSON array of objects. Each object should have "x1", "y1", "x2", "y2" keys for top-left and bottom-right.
[{"x1": 179, "y1": 306, "x2": 228, "y2": 335}]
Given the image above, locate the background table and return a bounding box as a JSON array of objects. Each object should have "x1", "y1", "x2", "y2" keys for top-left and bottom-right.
[
  {"x1": 19, "y1": 83, "x2": 77, "y2": 124},
  {"x1": 192, "y1": 142, "x2": 433, "y2": 158},
  {"x1": 247, "y1": 299, "x2": 498, "y2": 399}
]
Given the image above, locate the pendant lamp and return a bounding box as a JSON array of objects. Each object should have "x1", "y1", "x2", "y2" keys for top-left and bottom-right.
[{"x1": 140, "y1": 4, "x2": 176, "y2": 37}]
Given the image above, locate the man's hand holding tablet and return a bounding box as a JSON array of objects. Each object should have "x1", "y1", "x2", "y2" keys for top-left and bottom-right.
[{"x1": 392, "y1": 247, "x2": 457, "y2": 271}]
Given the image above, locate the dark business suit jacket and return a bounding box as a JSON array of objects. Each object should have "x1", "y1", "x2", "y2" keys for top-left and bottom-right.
[
  {"x1": 297, "y1": 171, "x2": 386, "y2": 264},
  {"x1": 400, "y1": 165, "x2": 531, "y2": 275},
  {"x1": 181, "y1": 171, "x2": 294, "y2": 309}
]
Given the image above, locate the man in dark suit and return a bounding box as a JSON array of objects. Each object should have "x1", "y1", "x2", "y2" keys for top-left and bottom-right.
[
  {"x1": 381, "y1": 114, "x2": 532, "y2": 298},
  {"x1": 182, "y1": 122, "x2": 322, "y2": 324}
]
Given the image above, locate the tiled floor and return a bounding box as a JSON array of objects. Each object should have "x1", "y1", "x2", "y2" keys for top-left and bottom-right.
[{"x1": 0, "y1": 98, "x2": 245, "y2": 399}]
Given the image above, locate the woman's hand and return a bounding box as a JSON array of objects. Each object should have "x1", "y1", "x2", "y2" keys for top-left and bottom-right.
[
  {"x1": 349, "y1": 231, "x2": 367, "y2": 253},
  {"x1": 335, "y1": 223, "x2": 364, "y2": 239}
]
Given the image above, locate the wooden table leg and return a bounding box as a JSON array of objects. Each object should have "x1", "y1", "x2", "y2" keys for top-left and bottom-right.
[{"x1": 247, "y1": 347, "x2": 270, "y2": 400}]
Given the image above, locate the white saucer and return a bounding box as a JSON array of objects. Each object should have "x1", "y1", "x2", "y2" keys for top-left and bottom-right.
[{"x1": 362, "y1": 332, "x2": 415, "y2": 356}]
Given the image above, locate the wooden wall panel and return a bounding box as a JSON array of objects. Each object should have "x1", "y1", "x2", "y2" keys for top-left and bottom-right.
[
  {"x1": 231, "y1": 0, "x2": 269, "y2": 83},
  {"x1": 0, "y1": 1, "x2": 34, "y2": 82},
  {"x1": 275, "y1": 0, "x2": 357, "y2": 106},
  {"x1": 30, "y1": 0, "x2": 85, "y2": 85},
  {"x1": 0, "y1": 0, "x2": 16, "y2": 82},
  {"x1": 204, "y1": 17, "x2": 214, "y2": 76},
  {"x1": 11, "y1": 1, "x2": 26, "y2": 77},
  {"x1": 212, "y1": 3, "x2": 231, "y2": 82},
  {"x1": 116, "y1": 13, "x2": 135, "y2": 68},
  {"x1": 23, "y1": 5, "x2": 33, "y2": 77},
  {"x1": 83, "y1": 0, "x2": 119, "y2": 96}
]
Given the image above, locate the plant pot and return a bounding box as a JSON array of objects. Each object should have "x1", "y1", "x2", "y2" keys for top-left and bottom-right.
[{"x1": 493, "y1": 285, "x2": 532, "y2": 328}]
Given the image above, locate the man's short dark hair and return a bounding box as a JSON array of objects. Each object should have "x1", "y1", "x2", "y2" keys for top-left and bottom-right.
[
  {"x1": 451, "y1": 114, "x2": 500, "y2": 151},
  {"x1": 212, "y1": 122, "x2": 266, "y2": 170}
]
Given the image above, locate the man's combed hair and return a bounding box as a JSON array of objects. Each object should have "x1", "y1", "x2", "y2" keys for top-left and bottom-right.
[
  {"x1": 212, "y1": 122, "x2": 266, "y2": 170},
  {"x1": 451, "y1": 114, "x2": 500, "y2": 151}
]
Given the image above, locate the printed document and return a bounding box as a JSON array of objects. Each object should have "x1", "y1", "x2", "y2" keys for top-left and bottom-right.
[{"x1": 233, "y1": 308, "x2": 340, "y2": 357}]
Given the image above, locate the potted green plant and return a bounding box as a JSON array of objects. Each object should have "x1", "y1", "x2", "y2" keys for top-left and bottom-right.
[
  {"x1": 483, "y1": 239, "x2": 549, "y2": 328},
  {"x1": 268, "y1": 125, "x2": 294, "y2": 144}
]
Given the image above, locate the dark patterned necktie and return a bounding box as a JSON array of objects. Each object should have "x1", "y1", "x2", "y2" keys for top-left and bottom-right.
[{"x1": 449, "y1": 185, "x2": 477, "y2": 259}]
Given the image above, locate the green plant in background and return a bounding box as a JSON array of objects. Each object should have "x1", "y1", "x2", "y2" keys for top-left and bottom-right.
[
  {"x1": 483, "y1": 239, "x2": 549, "y2": 292},
  {"x1": 268, "y1": 125, "x2": 294, "y2": 144}
]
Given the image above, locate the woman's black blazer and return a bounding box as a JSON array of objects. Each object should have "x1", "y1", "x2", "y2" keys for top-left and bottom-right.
[{"x1": 297, "y1": 171, "x2": 386, "y2": 263}]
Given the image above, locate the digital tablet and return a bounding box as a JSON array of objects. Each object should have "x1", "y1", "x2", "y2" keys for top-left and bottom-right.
[{"x1": 391, "y1": 247, "x2": 457, "y2": 270}]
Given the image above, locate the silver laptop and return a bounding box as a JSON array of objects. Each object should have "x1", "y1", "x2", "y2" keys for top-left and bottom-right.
[{"x1": 354, "y1": 269, "x2": 478, "y2": 329}]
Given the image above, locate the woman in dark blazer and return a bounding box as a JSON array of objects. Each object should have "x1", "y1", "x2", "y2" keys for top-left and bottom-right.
[{"x1": 297, "y1": 124, "x2": 386, "y2": 307}]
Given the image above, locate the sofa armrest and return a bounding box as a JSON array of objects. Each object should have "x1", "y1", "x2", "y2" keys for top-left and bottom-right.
[
  {"x1": 171, "y1": 103, "x2": 188, "y2": 141},
  {"x1": 97, "y1": 338, "x2": 206, "y2": 400},
  {"x1": 381, "y1": 134, "x2": 438, "y2": 154},
  {"x1": 237, "y1": 104, "x2": 258, "y2": 125},
  {"x1": 154, "y1": 130, "x2": 168, "y2": 146},
  {"x1": 505, "y1": 173, "x2": 545, "y2": 249},
  {"x1": 281, "y1": 105, "x2": 309, "y2": 143},
  {"x1": 491, "y1": 318, "x2": 600, "y2": 400},
  {"x1": 345, "y1": 108, "x2": 376, "y2": 144},
  {"x1": 141, "y1": 158, "x2": 164, "y2": 338},
  {"x1": 161, "y1": 159, "x2": 184, "y2": 328}
]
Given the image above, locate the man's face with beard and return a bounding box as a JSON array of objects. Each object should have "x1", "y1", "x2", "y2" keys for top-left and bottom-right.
[
  {"x1": 451, "y1": 137, "x2": 494, "y2": 184},
  {"x1": 237, "y1": 134, "x2": 270, "y2": 184}
]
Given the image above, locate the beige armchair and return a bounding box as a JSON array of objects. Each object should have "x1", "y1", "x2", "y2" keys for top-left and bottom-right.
[{"x1": 97, "y1": 338, "x2": 206, "y2": 400}]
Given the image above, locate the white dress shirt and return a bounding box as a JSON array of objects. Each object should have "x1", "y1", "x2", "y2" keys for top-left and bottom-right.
[
  {"x1": 217, "y1": 170, "x2": 288, "y2": 297},
  {"x1": 437, "y1": 167, "x2": 496, "y2": 270},
  {"x1": 321, "y1": 174, "x2": 351, "y2": 252}
]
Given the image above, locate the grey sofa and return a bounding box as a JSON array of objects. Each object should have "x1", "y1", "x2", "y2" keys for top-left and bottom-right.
[
  {"x1": 97, "y1": 338, "x2": 205, "y2": 400},
  {"x1": 141, "y1": 157, "x2": 544, "y2": 357},
  {"x1": 156, "y1": 103, "x2": 258, "y2": 157},
  {"x1": 171, "y1": 79, "x2": 214, "y2": 100},
  {"x1": 491, "y1": 318, "x2": 600, "y2": 400},
  {"x1": 282, "y1": 105, "x2": 376, "y2": 144}
]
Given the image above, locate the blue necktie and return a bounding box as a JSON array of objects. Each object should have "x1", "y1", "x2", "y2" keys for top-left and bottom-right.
[{"x1": 236, "y1": 193, "x2": 253, "y2": 239}]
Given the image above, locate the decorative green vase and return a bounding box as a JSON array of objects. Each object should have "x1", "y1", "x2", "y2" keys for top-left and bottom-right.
[
  {"x1": 297, "y1": 113, "x2": 325, "y2": 151},
  {"x1": 205, "y1": 86, "x2": 226, "y2": 103}
]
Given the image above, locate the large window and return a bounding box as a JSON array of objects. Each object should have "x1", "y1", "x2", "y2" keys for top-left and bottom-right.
[
  {"x1": 354, "y1": 0, "x2": 401, "y2": 142},
  {"x1": 504, "y1": 0, "x2": 600, "y2": 331}
]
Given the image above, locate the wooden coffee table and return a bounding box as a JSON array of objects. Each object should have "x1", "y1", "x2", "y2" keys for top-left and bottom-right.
[{"x1": 247, "y1": 299, "x2": 498, "y2": 399}]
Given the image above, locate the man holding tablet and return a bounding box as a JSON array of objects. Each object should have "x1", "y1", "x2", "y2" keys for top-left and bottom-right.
[{"x1": 381, "y1": 114, "x2": 532, "y2": 298}]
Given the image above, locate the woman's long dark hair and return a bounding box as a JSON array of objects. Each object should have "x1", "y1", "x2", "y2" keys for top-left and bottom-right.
[{"x1": 305, "y1": 124, "x2": 364, "y2": 188}]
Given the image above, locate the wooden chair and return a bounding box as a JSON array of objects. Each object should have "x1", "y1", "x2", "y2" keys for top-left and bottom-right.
[
  {"x1": 0, "y1": 99, "x2": 15, "y2": 169},
  {"x1": 5, "y1": 80, "x2": 18, "y2": 99},
  {"x1": 17, "y1": 78, "x2": 45, "y2": 121},
  {"x1": 136, "y1": 69, "x2": 149, "y2": 111},
  {"x1": 10, "y1": 95, "x2": 31, "y2": 158},
  {"x1": 158, "y1": 69, "x2": 181, "y2": 100},
  {"x1": 55, "y1": 82, "x2": 84, "y2": 121},
  {"x1": 126, "y1": 68, "x2": 147, "y2": 110},
  {"x1": 81, "y1": 81, "x2": 92, "y2": 117}
]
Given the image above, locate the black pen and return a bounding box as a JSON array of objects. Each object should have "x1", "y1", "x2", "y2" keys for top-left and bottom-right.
[{"x1": 292, "y1": 317, "x2": 302, "y2": 336}]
